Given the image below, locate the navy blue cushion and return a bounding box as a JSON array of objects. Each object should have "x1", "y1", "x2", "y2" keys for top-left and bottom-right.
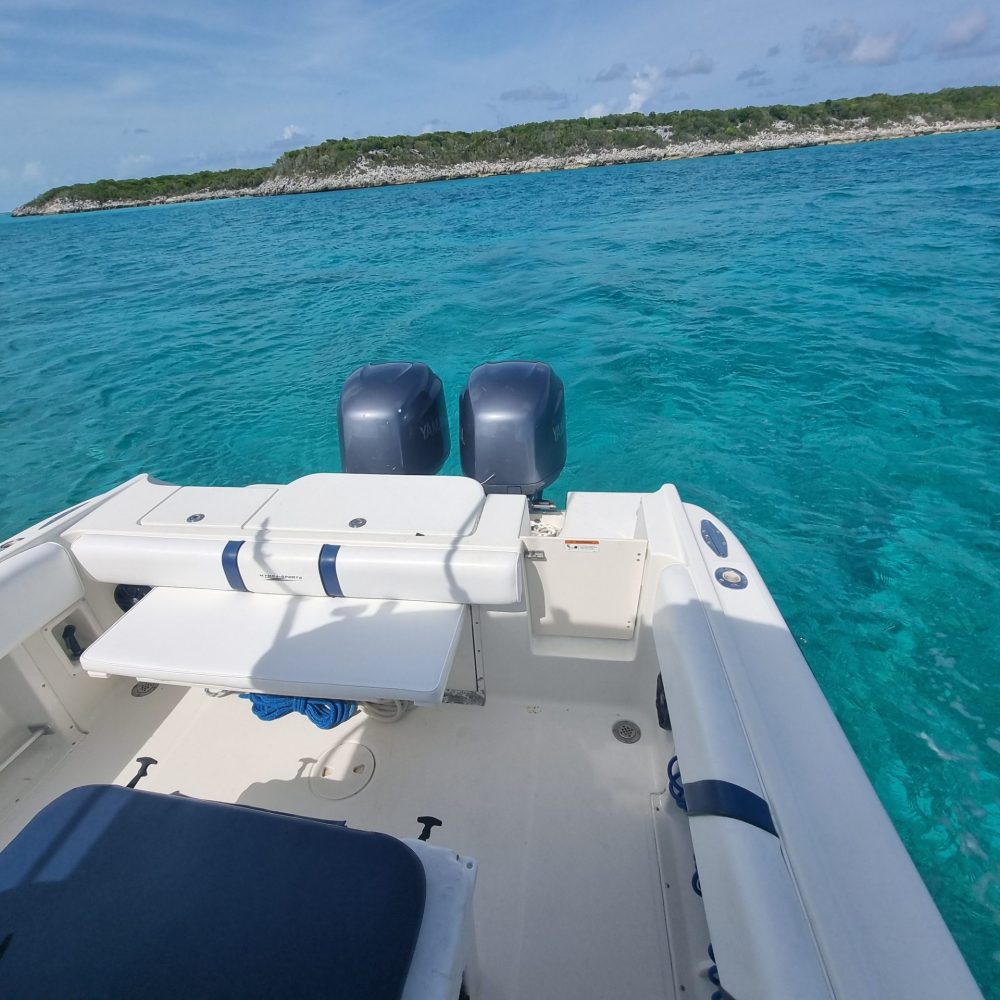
[{"x1": 0, "y1": 785, "x2": 425, "y2": 999}]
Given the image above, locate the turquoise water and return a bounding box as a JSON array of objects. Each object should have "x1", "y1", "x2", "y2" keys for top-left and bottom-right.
[{"x1": 3, "y1": 130, "x2": 999, "y2": 990}]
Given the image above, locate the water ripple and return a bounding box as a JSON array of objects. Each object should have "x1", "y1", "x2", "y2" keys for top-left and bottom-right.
[{"x1": 2, "y1": 129, "x2": 999, "y2": 993}]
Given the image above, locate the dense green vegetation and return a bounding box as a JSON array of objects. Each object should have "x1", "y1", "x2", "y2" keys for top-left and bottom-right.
[
  {"x1": 652, "y1": 85, "x2": 1000, "y2": 141},
  {"x1": 274, "y1": 86, "x2": 1000, "y2": 174},
  {"x1": 270, "y1": 118, "x2": 660, "y2": 177},
  {"x1": 19, "y1": 86, "x2": 1000, "y2": 212},
  {"x1": 23, "y1": 167, "x2": 270, "y2": 211}
]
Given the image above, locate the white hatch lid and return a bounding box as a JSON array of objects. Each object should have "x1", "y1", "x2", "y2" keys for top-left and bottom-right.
[
  {"x1": 244, "y1": 473, "x2": 486, "y2": 536},
  {"x1": 140, "y1": 487, "x2": 276, "y2": 528}
]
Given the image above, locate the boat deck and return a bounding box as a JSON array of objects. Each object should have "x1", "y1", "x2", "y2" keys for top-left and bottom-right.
[{"x1": 0, "y1": 679, "x2": 704, "y2": 999}]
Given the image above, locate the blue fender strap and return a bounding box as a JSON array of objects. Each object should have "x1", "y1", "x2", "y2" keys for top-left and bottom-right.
[
  {"x1": 318, "y1": 544, "x2": 344, "y2": 597},
  {"x1": 222, "y1": 540, "x2": 247, "y2": 592},
  {"x1": 684, "y1": 779, "x2": 778, "y2": 837}
]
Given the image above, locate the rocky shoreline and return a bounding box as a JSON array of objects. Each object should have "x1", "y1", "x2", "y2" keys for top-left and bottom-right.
[{"x1": 12, "y1": 117, "x2": 998, "y2": 217}]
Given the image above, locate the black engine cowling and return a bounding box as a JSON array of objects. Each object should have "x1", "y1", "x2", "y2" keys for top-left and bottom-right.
[
  {"x1": 459, "y1": 361, "x2": 566, "y2": 499},
  {"x1": 338, "y1": 362, "x2": 449, "y2": 475}
]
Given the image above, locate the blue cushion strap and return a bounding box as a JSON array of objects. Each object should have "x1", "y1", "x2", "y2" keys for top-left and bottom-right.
[
  {"x1": 684, "y1": 779, "x2": 778, "y2": 837},
  {"x1": 318, "y1": 544, "x2": 344, "y2": 597},
  {"x1": 222, "y1": 540, "x2": 247, "y2": 592}
]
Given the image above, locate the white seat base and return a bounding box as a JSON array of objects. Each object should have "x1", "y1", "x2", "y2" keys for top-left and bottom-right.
[{"x1": 402, "y1": 839, "x2": 479, "y2": 1000}]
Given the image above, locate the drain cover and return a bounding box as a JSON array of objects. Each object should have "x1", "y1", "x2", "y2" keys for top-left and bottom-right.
[
  {"x1": 612, "y1": 719, "x2": 642, "y2": 744},
  {"x1": 131, "y1": 682, "x2": 159, "y2": 698},
  {"x1": 309, "y1": 742, "x2": 376, "y2": 800}
]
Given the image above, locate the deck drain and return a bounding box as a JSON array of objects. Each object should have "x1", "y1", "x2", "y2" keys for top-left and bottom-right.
[
  {"x1": 612, "y1": 719, "x2": 642, "y2": 744},
  {"x1": 131, "y1": 682, "x2": 159, "y2": 698}
]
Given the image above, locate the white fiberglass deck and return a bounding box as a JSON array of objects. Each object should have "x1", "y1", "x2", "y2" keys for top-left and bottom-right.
[
  {"x1": 0, "y1": 681, "x2": 690, "y2": 1000},
  {"x1": 0, "y1": 476, "x2": 983, "y2": 1000}
]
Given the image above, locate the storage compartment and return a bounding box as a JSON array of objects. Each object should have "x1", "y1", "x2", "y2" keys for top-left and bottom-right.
[
  {"x1": 523, "y1": 536, "x2": 647, "y2": 639},
  {"x1": 244, "y1": 473, "x2": 486, "y2": 537},
  {"x1": 41, "y1": 603, "x2": 101, "y2": 677},
  {"x1": 139, "y1": 486, "x2": 276, "y2": 528}
]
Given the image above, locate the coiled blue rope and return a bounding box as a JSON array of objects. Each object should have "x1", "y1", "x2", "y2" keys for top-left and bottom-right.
[
  {"x1": 240, "y1": 694, "x2": 357, "y2": 730},
  {"x1": 708, "y1": 942, "x2": 723, "y2": 998},
  {"x1": 668, "y1": 756, "x2": 687, "y2": 811}
]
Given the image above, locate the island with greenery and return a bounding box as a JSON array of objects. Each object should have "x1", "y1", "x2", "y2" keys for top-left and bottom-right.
[{"x1": 13, "y1": 86, "x2": 1000, "y2": 216}]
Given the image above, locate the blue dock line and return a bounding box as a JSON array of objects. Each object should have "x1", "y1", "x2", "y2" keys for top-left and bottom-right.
[
  {"x1": 667, "y1": 755, "x2": 687, "y2": 811},
  {"x1": 240, "y1": 694, "x2": 357, "y2": 730}
]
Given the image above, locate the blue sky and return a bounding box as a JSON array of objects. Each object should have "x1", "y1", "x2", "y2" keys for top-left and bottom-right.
[{"x1": 0, "y1": 0, "x2": 997, "y2": 210}]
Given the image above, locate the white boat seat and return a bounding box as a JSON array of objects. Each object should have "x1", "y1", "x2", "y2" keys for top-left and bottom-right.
[
  {"x1": 0, "y1": 784, "x2": 478, "y2": 1000},
  {"x1": 70, "y1": 534, "x2": 522, "y2": 606},
  {"x1": 81, "y1": 587, "x2": 466, "y2": 703},
  {"x1": 65, "y1": 477, "x2": 529, "y2": 607}
]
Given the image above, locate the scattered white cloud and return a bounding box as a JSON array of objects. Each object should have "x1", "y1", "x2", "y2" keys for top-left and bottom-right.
[
  {"x1": 484, "y1": 101, "x2": 504, "y2": 128},
  {"x1": 268, "y1": 125, "x2": 313, "y2": 152},
  {"x1": 626, "y1": 66, "x2": 661, "y2": 112},
  {"x1": 663, "y1": 50, "x2": 714, "y2": 79},
  {"x1": 107, "y1": 73, "x2": 153, "y2": 98},
  {"x1": 804, "y1": 20, "x2": 861, "y2": 62},
  {"x1": 115, "y1": 153, "x2": 152, "y2": 178},
  {"x1": 622, "y1": 52, "x2": 714, "y2": 113},
  {"x1": 737, "y1": 66, "x2": 771, "y2": 87},
  {"x1": 499, "y1": 84, "x2": 569, "y2": 105},
  {"x1": 594, "y1": 62, "x2": 627, "y2": 83},
  {"x1": 620, "y1": 58, "x2": 711, "y2": 114},
  {"x1": 593, "y1": 56, "x2": 711, "y2": 117},
  {"x1": 0, "y1": 0, "x2": 990, "y2": 211},
  {"x1": 804, "y1": 20, "x2": 908, "y2": 66},
  {"x1": 851, "y1": 30, "x2": 909, "y2": 66},
  {"x1": 2, "y1": 161, "x2": 54, "y2": 194},
  {"x1": 176, "y1": 150, "x2": 214, "y2": 168},
  {"x1": 938, "y1": 10, "x2": 991, "y2": 53}
]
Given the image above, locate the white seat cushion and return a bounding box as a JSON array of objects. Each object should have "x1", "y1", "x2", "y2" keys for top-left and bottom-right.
[
  {"x1": 82, "y1": 588, "x2": 466, "y2": 703},
  {"x1": 70, "y1": 520, "x2": 524, "y2": 606},
  {"x1": 244, "y1": 473, "x2": 486, "y2": 536}
]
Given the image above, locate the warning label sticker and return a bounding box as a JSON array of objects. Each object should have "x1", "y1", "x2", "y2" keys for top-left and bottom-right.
[{"x1": 563, "y1": 539, "x2": 600, "y2": 552}]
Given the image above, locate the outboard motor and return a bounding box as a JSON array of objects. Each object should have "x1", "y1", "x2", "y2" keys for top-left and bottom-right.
[
  {"x1": 459, "y1": 361, "x2": 565, "y2": 499},
  {"x1": 338, "y1": 362, "x2": 449, "y2": 475}
]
